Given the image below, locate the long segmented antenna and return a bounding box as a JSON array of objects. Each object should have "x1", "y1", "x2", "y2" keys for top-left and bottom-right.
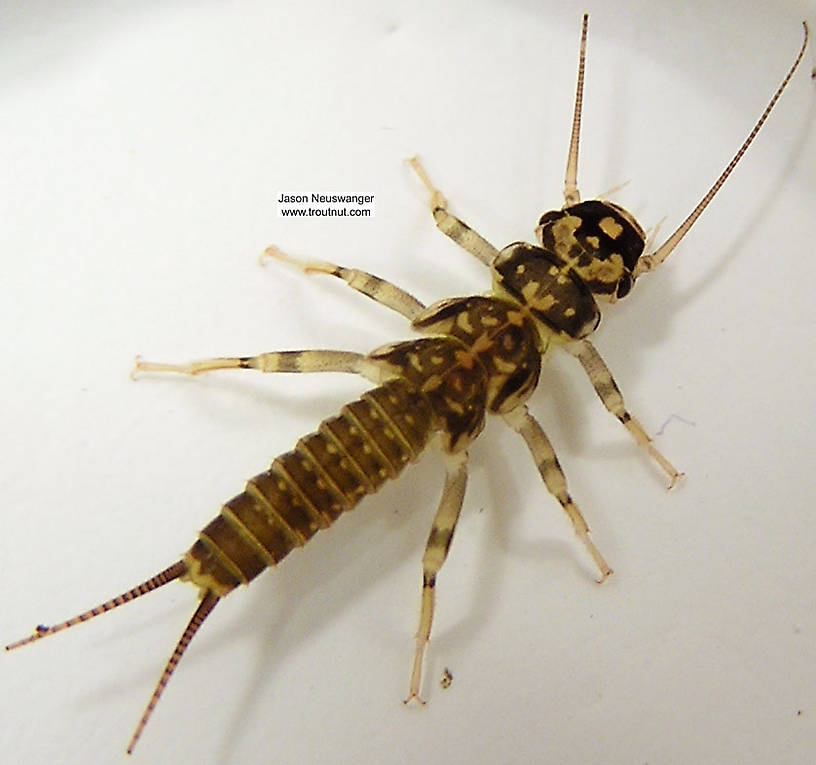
[
  {"x1": 563, "y1": 13, "x2": 589, "y2": 206},
  {"x1": 634, "y1": 21, "x2": 809, "y2": 277},
  {"x1": 126, "y1": 592, "x2": 220, "y2": 754},
  {"x1": 4, "y1": 561, "x2": 186, "y2": 650}
]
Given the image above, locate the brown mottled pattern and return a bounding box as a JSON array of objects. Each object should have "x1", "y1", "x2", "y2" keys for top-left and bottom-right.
[
  {"x1": 492, "y1": 242, "x2": 601, "y2": 340},
  {"x1": 412, "y1": 295, "x2": 545, "y2": 414},
  {"x1": 370, "y1": 336, "x2": 489, "y2": 452}
]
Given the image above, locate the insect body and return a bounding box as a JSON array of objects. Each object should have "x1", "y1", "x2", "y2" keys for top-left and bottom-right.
[{"x1": 6, "y1": 16, "x2": 809, "y2": 754}]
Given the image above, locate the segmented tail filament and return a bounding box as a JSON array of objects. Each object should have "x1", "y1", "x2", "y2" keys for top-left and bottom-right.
[{"x1": 4, "y1": 561, "x2": 225, "y2": 755}]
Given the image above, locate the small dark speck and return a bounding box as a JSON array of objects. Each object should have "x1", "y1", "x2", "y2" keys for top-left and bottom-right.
[
  {"x1": 478, "y1": 507, "x2": 485, "y2": 514},
  {"x1": 811, "y1": 67, "x2": 815, "y2": 80},
  {"x1": 797, "y1": 709, "x2": 803, "y2": 716}
]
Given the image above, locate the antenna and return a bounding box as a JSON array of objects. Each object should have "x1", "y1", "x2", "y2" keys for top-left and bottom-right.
[
  {"x1": 634, "y1": 22, "x2": 809, "y2": 278},
  {"x1": 563, "y1": 13, "x2": 589, "y2": 206}
]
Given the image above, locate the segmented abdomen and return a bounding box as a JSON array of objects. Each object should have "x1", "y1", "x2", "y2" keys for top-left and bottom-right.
[{"x1": 183, "y1": 379, "x2": 434, "y2": 595}]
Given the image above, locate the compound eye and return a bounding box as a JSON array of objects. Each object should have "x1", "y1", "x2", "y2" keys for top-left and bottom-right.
[
  {"x1": 616, "y1": 272, "x2": 634, "y2": 299},
  {"x1": 537, "y1": 209, "x2": 564, "y2": 228}
]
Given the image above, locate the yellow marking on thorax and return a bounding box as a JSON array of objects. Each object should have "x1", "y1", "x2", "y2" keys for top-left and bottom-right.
[
  {"x1": 472, "y1": 332, "x2": 493, "y2": 353},
  {"x1": 454, "y1": 349, "x2": 478, "y2": 369},
  {"x1": 421, "y1": 374, "x2": 444, "y2": 393},
  {"x1": 444, "y1": 397, "x2": 465, "y2": 415},
  {"x1": 506, "y1": 309, "x2": 525, "y2": 326},
  {"x1": 521, "y1": 281, "x2": 557, "y2": 311},
  {"x1": 493, "y1": 356, "x2": 517, "y2": 374},
  {"x1": 408, "y1": 352, "x2": 424, "y2": 372},
  {"x1": 456, "y1": 312, "x2": 474, "y2": 334}
]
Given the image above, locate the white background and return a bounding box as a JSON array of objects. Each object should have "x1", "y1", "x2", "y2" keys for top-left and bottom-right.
[{"x1": 2, "y1": 1, "x2": 815, "y2": 763}]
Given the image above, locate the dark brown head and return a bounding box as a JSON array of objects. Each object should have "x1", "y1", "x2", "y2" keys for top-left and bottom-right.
[{"x1": 535, "y1": 199, "x2": 645, "y2": 301}]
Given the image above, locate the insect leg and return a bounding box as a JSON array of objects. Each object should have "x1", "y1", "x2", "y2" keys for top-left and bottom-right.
[
  {"x1": 566, "y1": 340, "x2": 683, "y2": 488},
  {"x1": 133, "y1": 349, "x2": 386, "y2": 383},
  {"x1": 263, "y1": 245, "x2": 425, "y2": 320},
  {"x1": 405, "y1": 450, "x2": 468, "y2": 705},
  {"x1": 406, "y1": 156, "x2": 499, "y2": 267},
  {"x1": 503, "y1": 406, "x2": 612, "y2": 582}
]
